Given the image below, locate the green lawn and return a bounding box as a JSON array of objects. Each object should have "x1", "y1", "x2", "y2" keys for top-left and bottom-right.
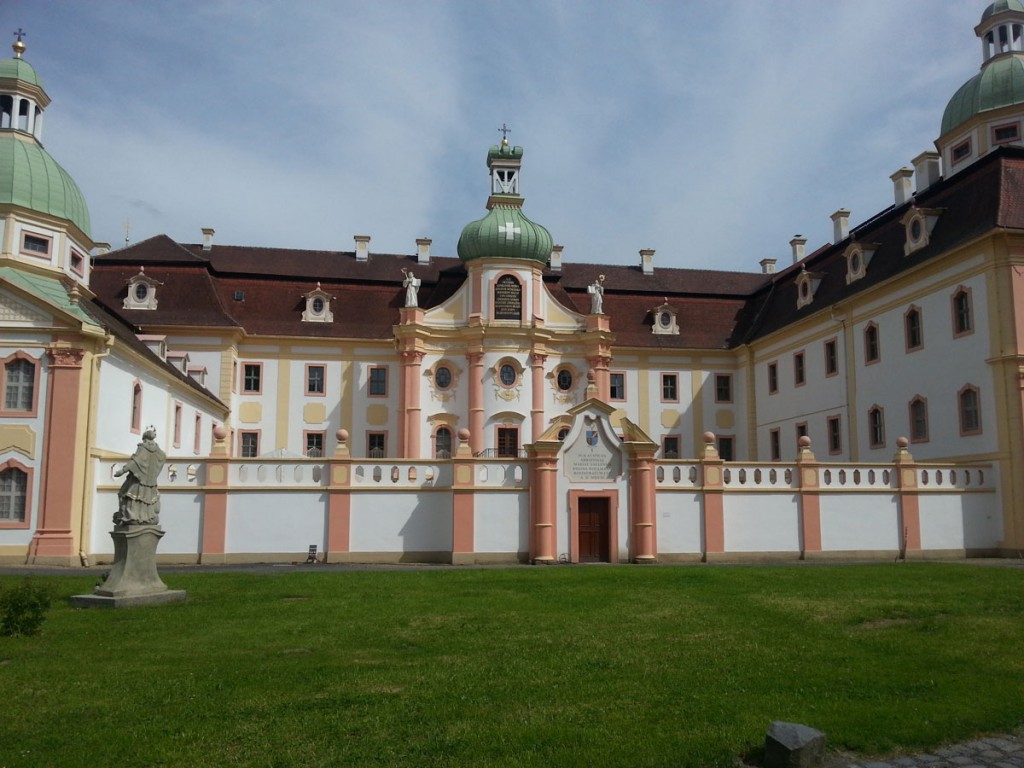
[{"x1": 1, "y1": 564, "x2": 1022, "y2": 767}]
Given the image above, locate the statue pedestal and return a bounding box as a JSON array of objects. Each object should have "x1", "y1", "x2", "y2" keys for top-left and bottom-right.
[{"x1": 69, "y1": 525, "x2": 186, "y2": 609}]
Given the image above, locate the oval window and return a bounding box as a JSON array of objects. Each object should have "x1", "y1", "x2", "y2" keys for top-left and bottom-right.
[
  {"x1": 910, "y1": 218, "x2": 922, "y2": 242},
  {"x1": 850, "y1": 252, "x2": 861, "y2": 273},
  {"x1": 499, "y1": 364, "x2": 517, "y2": 387},
  {"x1": 312, "y1": 297, "x2": 325, "y2": 314},
  {"x1": 556, "y1": 369, "x2": 573, "y2": 391},
  {"x1": 134, "y1": 283, "x2": 149, "y2": 301},
  {"x1": 659, "y1": 312, "x2": 671, "y2": 327},
  {"x1": 435, "y1": 366, "x2": 452, "y2": 389}
]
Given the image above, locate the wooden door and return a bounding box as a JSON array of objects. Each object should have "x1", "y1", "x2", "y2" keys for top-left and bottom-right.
[{"x1": 578, "y1": 497, "x2": 610, "y2": 562}]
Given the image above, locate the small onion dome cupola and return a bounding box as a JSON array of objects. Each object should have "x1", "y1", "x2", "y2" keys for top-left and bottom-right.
[
  {"x1": 940, "y1": 1, "x2": 1024, "y2": 138},
  {"x1": 0, "y1": 35, "x2": 92, "y2": 238},
  {"x1": 457, "y1": 140, "x2": 553, "y2": 264}
]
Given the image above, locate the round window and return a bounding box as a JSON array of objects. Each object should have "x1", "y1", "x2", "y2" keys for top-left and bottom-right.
[
  {"x1": 434, "y1": 366, "x2": 452, "y2": 389},
  {"x1": 557, "y1": 428, "x2": 570, "y2": 441},
  {"x1": 910, "y1": 218, "x2": 922, "y2": 242},
  {"x1": 659, "y1": 312, "x2": 671, "y2": 327},
  {"x1": 850, "y1": 252, "x2": 861, "y2": 273},
  {"x1": 499, "y1": 364, "x2": 517, "y2": 387},
  {"x1": 134, "y1": 283, "x2": 149, "y2": 301},
  {"x1": 312, "y1": 297, "x2": 325, "y2": 314},
  {"x1": 556, "y1": 369, "x2": 573, "y2": 391}
]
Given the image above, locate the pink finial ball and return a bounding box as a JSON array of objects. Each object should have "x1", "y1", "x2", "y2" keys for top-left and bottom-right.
[
  {"x1": 897, "y1": 436, "x2": 909, "y2": 449},
  {"x1": 212, "y1": 425, "x2": 228, "y2": 440},
  {"x1": 798, "y1": 435, "x2": 812, "y2": 448},
  {"x1": 458, "y1": 429, "x2": 471, "y2": 441},
  {"x1": 703, "y1": 431, "x2": 715, "y2": 444},
  {"x1": 337, "y1": 429, "x2": 349, "y2": 444}
]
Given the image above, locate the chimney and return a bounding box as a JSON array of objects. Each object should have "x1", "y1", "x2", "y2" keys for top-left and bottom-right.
[
  {"x1": 354, "y1": 234, "x2": 370, "y2": 262},
  {"x1": 639, "y1": 248, "x2": 655, "y2": 276},
  {"x1": 201, "y1": 227, "x2": 215, "y2": 252},
  {"x1": 549, "y1": 244, "x2": 563, "y2": 272},
  {"x1": 95, "y1": 242, "x2": 111, "y2": 256},
  {"x1": 830, "y1": 209, "x2": 850, "y2": 243},
  {"x1": 790, "y1": 235, "x2": 807, "y2": 265},
  {"x1": 912, "y1": 151, "x2": 941, "y2": 194},
  {"x1": 891, "y1": 167, "x2": 914, "y2": 206},
  {"x1": 759, "y1": 257, "x2": 777, "y2": 275},
  {"x1": 416, "y1": 237, "x2": 431, "y2": 265}
]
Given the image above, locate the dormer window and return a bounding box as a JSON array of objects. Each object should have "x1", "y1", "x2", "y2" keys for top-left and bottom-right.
[
  {"x1": 902, "y1": 207, "x2": 942, "y2": 256},
  {"x1": 795, "y1": 269, "x2": 824, "y2": 310},
  {"x1": 651, "y1": 301, "x2": 679, "y2": 336},
  {"x1": 302, "y1": 283, "x2": 334, "y2": 323},
  {"x1": 844, "y1": 242, "x2": 877, "y2": 284},
  {"x1": 124, "y1": 270, "x2": 161, "y2": 310}
]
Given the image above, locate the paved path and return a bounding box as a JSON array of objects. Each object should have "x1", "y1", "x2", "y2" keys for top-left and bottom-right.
[{"x1": 822, "y1": 727, "x2": 1024, "y2": 768}]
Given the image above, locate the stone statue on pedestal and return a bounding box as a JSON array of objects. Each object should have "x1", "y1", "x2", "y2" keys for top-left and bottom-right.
[
  {"x1": 114, "y1": 426, "x2": 166, "y2": 526},
  {"x1": 588, "y1": 274, "x2": 605, "y2": 314},
  {"x1": 402, "y1": 268, "x2": 421, "y2": 308}
]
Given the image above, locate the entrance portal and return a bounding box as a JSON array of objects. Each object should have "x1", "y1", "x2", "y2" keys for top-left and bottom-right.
[{"x1": 577, "y1": 496, "x2": 610, "y2": 562}]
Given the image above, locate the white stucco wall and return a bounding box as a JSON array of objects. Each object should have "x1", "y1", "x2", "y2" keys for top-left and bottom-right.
[
  {"x1": 723, "y1": 494, "x2": 802, "y2": 552},
  {"x1": 225, "y1": 492, "x2": 328, "y2": 554},
  {"x1": 474, "y1": 491, "x2": 528, "y2": 553},
  {"x1": 820, "y1": 494, "x2": 899, "y2": 551},
  {"x1": 349, "y1": 491, "x2": 453, "y2": 553},
  {"x1": 655, "y1": 492, "x2": 703, "y2": 553}
]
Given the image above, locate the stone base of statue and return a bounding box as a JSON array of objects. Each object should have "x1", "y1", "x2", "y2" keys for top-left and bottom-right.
[{"x1": 69, "y1": 525, "x2": 186, "y2": 609}]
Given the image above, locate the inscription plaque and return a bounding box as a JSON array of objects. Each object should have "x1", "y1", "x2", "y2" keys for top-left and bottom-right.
[
  {"x1": 494, "y1": 275, "x2": 522, "y2": 320},
  {"x1": 565, "y1": 426, "x2": 622, "y2": 482}
]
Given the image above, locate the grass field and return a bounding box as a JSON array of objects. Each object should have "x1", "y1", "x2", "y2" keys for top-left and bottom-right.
[{"x1": 0, "y1": 563, "x2": 1022, "y2": 768}]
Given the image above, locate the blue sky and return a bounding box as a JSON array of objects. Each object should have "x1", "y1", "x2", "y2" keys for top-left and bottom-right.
[{"x1": 6, "y1": 1, "x2": 984, "y2": 273}]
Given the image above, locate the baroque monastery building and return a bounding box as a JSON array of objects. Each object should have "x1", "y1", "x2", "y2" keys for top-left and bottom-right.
[{"x1": 2, "y1": 4, "x2": 1024, "y2": 565}]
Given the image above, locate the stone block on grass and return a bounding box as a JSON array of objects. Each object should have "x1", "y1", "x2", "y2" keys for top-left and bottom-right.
[{"x1": 763, "y1": 721, "x2": 827, "y2": 768}]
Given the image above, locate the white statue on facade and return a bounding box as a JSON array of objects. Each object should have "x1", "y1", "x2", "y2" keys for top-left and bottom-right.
[
  {"x1": 402, "y1": 268, "x2": 421, "y2": 308},
  {"x1": 588, "y1": 274, "x2": 606, "y2": 314}
]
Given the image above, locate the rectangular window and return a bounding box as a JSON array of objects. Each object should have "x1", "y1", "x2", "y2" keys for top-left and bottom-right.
[
  {"x1": 497, "y1": 427, "x2": 519, "y2": 458},
  {"x1": 242, "y1": 363, "x2": 262, "y2": 393},
  {"x1": 609, "y1": 372, "x2": 625, "y2": 401},
  {"x1": 70, "y1": 249, "x2": 85, "y2": 276},
  {"x1": 769, "y1": 429, "x2": 781, "y2": 461},
  {"x1": 959, "y1": 387, "x2": 982, "y2": 435},
  {"x1": 367, "y1": 431, "x2": 386, "y2": 457},
  {"x1": 993, "y1": 122, "x2": 1020, "y2": 144},
  {"x1": 306, "y1": 365, "x2": 325, "y2": 395},
  {"x1": 369, "y1": 367, "x2": 388, "y2": 397},
  {"x1": 305, "y1": 431, "x2": 325, "y2": 457},
  {"x1": 864, "y1": 324, "x2": 880, "y2": 364},
  {"x1": 21, "y1": 232, "x2": 50, "y2": 256},
  {"x1": 717, "y1": 436, "x2": 734, "y2": 461},
  {"x1": 661, "y1": 373, "x2": 678, "y2": 402},
  {"x1": 661, "y1": 435, "x2": 680, "y2": 459},
  {"x1": 240, "y1": 431, "x2": 260, "y2": 458},
  {"x1": 173, "y1": 403, "x2": 182, "y2": 448},
  {"x1": 714, "y1": 374, "x2": 733, "y2": 403},
  {"x1": 194, "y1": 413, "x2": 202, "y2": 454},
  {"x1": 793, "y1": 352, "x2": 806, "y2": 386},
  {"x1": 909, "y1": 398, "x2": 929, "y2": 443},
  {"x1": 953, "y1": 289, "x2": 973, "y2": 336},
  {"x1": 868, "y1": 408, "x2": 885, "y2": 448},
  {"x1": 824, "y1": 339, "x2": 838, "y2": 377},
  {"x1": 0, "y1": 467, "x2": 28, "y2": 523},
  {"x1": 767, "y1": 362, "x2": 778, "y2": 394},
  {"x1": 827, "y1": 416, "x2": 842, "y2": 455},
  {"x1": 952, "y1": 139, "x2": 971, "y2": 164},
  {"x1": 796, "y1": 422, "x2": 808, "y2": 443}
]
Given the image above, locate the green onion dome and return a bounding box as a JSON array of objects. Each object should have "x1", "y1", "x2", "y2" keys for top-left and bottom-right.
[
  {"x1": 0, "y1": 133, "x2": 91, "y2": 238},
  {"x1": 941, "y1": 53, "x2": 1024, "y2": 135},
  {"x1": 0, "y1": 55, "x2": 44, "y2": 90},
  {"x1": 457, "y1": 204, "x2": 553, "y2": 264}
]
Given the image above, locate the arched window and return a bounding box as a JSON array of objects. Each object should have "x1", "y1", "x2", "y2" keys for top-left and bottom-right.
[
  {"x1": 904, "y1": 307, "x2": 923, "y2": 351},
  {"x1": 435, "y1": 427, "x2": 452, "y2": 459},
  {"x1": 867, "y1": 407, "x2": 885, "y2": 448},
  {"x1": 4, "y1": 358, "x2": 35, "y2": 412},
  {"x1": 864, "y1": 323, "x2": 880, "y2": 364},
  {"x1": 959, "y1": 386, "x2": 981, "y2": 435},
  {"x1": 0, "y1": 466, "x2": 28, "y2": 523},
  {"x1": 952, "y1": 288, "x2": 973, "y2": 336},
  {"x1": 909, "y1": 397, "x2": 929, "y2": 443},
  {"x1": 131, "y1": 381, "x2": 142, "y2": 433}
]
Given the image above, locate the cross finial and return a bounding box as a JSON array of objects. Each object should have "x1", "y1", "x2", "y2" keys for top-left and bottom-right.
[
  {"x1": 12, "y1": 28, "x2": 26, "y2": 58},
  {"x1": 498, "y1": 123, "x2": 511, "y2": 146}
]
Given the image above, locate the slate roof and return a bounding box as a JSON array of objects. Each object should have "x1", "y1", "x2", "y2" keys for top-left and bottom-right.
[{"x1": 89, "y1": 147, "x2": 1024, "y2": 352}]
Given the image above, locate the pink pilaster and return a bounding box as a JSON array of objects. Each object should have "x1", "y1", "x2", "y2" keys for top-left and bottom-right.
[
  {"x1": 529, "y1": 449, "x2": 559, "y2": 563},
  {"x1": 467, "y1": 351, "x2": 485, "y2": 456},
  {"x1": 699, "y1": 433, "x2": 725, "y2": 559},
  {"x1": 29, "y1": 347, "x2": 85, "y2": 563},
  {"x1": 795, "y1": 437, "x2": 822, "y2": 556},
  {"x1": 200, "y1": 426, "x2": 230, "y2": 564},
  {"x1": 451, "y1": 431, "x2": 475, "y2": 564},
  {"x1": 400, "y1": 350, "x2": 424, "y2": 458},
  {"x1": 894, "y1": 438, "x2": 921, "y2": 557},
  {"x1": 531, "y1": 352, "x2": 547, "y2": 440},
  {"x1": 326, "y1": 430, "x2": 352, "y2": 560},
  {"x1": 627, "y1": 447, "x2": 657, "y2": 562}
]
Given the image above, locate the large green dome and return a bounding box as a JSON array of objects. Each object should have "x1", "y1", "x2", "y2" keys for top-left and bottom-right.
[
  {"x1": 941, "y1": 53, "x2": 1024, "y2": 136},
  {"x1": 457, "y1": 205, "x2": 552, "y2": 264},
  {"x1": 982, "y1": 0, "x2": 1024, "y2": 22},
  {"x1": 0, "y1": 133, "x2": 91, "y2": 237},
  {"x1": 0, "y1": 56, "x2": 44, "y2": 90}
]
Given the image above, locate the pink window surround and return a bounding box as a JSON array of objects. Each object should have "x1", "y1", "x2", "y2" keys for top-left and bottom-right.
[
  {"x1": 69, "y1": 248, "x2": 86, "y2": 277},
  {"x1": 991, "y1": 121, "x2": 1020, "y2": 145},
  {"x1": 958, "y1": 385, "x2": 982, "y2": 436},
  {"x1": 660, "y1": 373, "x2": 679, "y2": 403},
  {"x1": 19, "y1": 230, "x2": 51, "y2": 260},
  {"x1": 793, "y1": 352, "x2": 806, "y2": 387},
  {"x1": 952, "y1": 287, "x2": 974, "y2": 338},
  {"x1": 714, "y1": 374, "x2": 733, "y2": 404},
  {"x1": 567, "y1": 489, "x2": 620, "y2": 565},
  {"x1": 824, "y1": 338, "x2": 839, "y2": 378},
  {"x1": 0, "y1": 458, "x2": 33, "y2": 529},
  {"x1": 908, "y1": 396, "x2": 930, "y2": 444},
  {"x1": 868, "y1": 406, "x2": 885, "y2": 449},
  {"x1": 367, "y1": 431, "x2": 387, "y2": 457},
  {"x1": 769, "y1": 428, "x2": 781, "y2": 461},
  {"x1": 193, "y1": 413, "x2": 202, "y2": 455},
  {"x1": 130, "y1": 380, "x2": 143, "y2": 434},
  {"x1": 241, "y1": 362, "x2": 263, "y2": 394},
  {"x1": 864, "y1": 323, "x2": 881, "y2": 365},
  {"x1": 433, "y1": 425, "x2": 455, "y2": 458},
  {"x1": 826, "y1": 416, "x2": 842, "y2": 455},
  {"x1": 239, "y1": 430, "x2": 261, "y2": 458},
  {"x1": 767, "y1": 362, "x2": 778, "y2": 394},
  {"x1": 368, "y1": 366, "x2": 388, "y2": 397},
  {"x1": 0, "y1": 351, "x2": 41, "y2": 417},
  {"x1": 609, "y1": 371, "x2": 626, "y2": 401},
  {"x1": 303, "y1": 430, "x2": 326, "y2": 457},
  {"x1": 173, "y1": 402, "x2": 182, "y2": 448},
  {"x1": 904, "y1": 306, "x2": 924, "y2": 352},
  {"x1": 305, "y1": 364, "x2": 326, "y2": 397}
]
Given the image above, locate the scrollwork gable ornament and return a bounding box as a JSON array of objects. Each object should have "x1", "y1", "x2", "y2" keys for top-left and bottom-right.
[
  {"x1": 124, "y1": 268, "x2": 162, "y2": 310},
  {"x1": 302, "y1": 283, "x2": 334, "y2": 323}
]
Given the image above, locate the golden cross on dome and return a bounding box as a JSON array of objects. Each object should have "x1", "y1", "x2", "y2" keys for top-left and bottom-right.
[
  {"x1": 498, "y1": 123, "x2": 511, "y2": 145},
  {"x1": 12, "y1": 28, "x2": 26, "y2": 57}
]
